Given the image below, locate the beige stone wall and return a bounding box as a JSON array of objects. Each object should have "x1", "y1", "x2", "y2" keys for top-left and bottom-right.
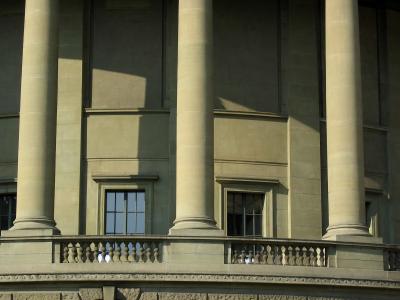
[
  {"x1": 214, "y1": 0, "x2": 279, "y2": 113},
  {"x1": 91, "y1": 0, "x2": 163, "y2": 109},
  {"x1": 0, "y1": 0, "x2": 398, "y2": 240}
]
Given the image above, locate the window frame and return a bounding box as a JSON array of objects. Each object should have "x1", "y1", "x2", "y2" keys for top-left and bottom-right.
[
  {"x1": 216, "y1": 177, "x2": 277, "y2": 238},
  {"x1": 93, "y1": 175, "x2": 158, "y2": 235}
]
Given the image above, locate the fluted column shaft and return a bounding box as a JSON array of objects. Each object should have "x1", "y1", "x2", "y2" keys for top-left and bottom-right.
[
  {"x1": 13, "y1": 0, "x2": 59, "y2": 231},
  {"x1": 324, "y1": 0, "x2": 369, "y2": 237},
  {"x1": 172, "y1": 0, "x2": 217, "y2": 230}
]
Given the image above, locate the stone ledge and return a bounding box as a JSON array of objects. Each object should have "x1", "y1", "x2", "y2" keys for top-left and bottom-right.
[{"x1": 0, "y1": 272, "x2": 399, "y2": 290}]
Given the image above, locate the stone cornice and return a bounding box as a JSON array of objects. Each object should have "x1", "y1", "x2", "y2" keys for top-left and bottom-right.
[{"x1": 0, "y1": 272, "x2": 399, "y2": 290}]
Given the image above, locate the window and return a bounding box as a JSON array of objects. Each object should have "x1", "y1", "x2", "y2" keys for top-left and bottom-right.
[
  {"x1": 0, "y1": 194, "x2": 16, "y2": 230},
  {"x1": 227, "y1": 192, "x2": 264, "y2": 237},
  {"x1": 217, "y1": 177, "x2": 277, "y2": 238},
  {"x1": 105, "y1": 190, "x2": 145, "y2": 235}
]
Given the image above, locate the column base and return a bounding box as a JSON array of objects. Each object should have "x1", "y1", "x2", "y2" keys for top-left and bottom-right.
[
  {"x1": 323, "y1": 224, "x2": 372, "y2": 241},
  {"x1": 7, "y1": 217, "x2": 60, "y2": 235},
  {"x1": 169, "y1": 217, "x2": 224, "y2": 236}
]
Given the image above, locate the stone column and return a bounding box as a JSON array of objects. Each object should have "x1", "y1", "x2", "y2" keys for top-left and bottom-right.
[
  {"x1": 170, "y1": 0, "x2": 219, "y2": 233},
  {"x1": 324, "y1": 0, "x2": 369, "y2": 238},
  {"x1": 12, "y1": 0, "x2": 59, "y2": 232}
]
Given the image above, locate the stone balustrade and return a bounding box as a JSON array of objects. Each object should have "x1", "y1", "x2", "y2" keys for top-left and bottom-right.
[
  {"x1": 2, "y1": 235, "x2": 399, "y2": 271},
  {"x1": 59, "y1": 237, "x2": 162, "y2": 264},
  {"x1": 226, "y1": 239, "x2": 327, "y2": 267}
]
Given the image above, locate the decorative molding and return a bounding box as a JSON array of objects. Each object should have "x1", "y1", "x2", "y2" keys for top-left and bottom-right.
[
  {"x1": 92, "y1": 174, "x2": 159, "y2": 182},
  {"x1": 214, "y1": 159, "x2": 288, "y2": 167},
  {"x1": 0, "y1": 273, "x2": 399, "y2": 290},
  {"x1": 215, "y1": 177, "x2": 280, "y2": 185},
  {"x1": 214, "y1": 110, "x2": 288, "y2": 121},
  {"x1": 85, "y1": 108, "x2": 170, "y2": 115}
]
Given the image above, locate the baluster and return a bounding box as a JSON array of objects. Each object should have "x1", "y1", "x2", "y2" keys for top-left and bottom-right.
[
  {"x1": 105, "y1": 242, "x2": 114, "y2": 263},
  {"x1": 295, "y1": 247, "x2": 302, "y2": 266},
  {"x1": 309, "y1": 247, "x2": 316, "y2": 267},
  {"x1": 92, "y1": 242, "x2": 99, "y2": 263},
  {"x1": 261, "y1": 247, "x2": 267, "y2": 264},
  {"x1": 240, "y1": 249, "x2": 246, "y2": 264},
  {"x1": 85, "y1": 244, "x2": 91, "y2": 263},
  {"x1": 99, "y1": 242, "x2": 106, "y2": 263},
  {"x1": 62, "y1": 245, "x2": 69, "y2": 263},
  {"x1": 76, "y1": 243, "x2": 83, "y2": 263},
  {"x1": 145, "y1": 246, "x2": 152, "y2": 263},
  {"x1": 287, "y1": 246, "x2": 294, "y2": 266},
  {"x1": 247, "y1": 248, "x2": 253, "y2": 264},
  {"x1": 154, "y1": 244, "x2": 160, "y2": 263},
  {"x1": 138, "y1": 242, "x2": 145, "y2": 263},
  {"x1": 302, "y1": 247, "x2": 310, "y2": 266},
  {"x1": 266, "y1": 245, "x2": 274, "y2": 265},
  {"x1": 281, "y1": 246, "x2": 287, "y2": 266},
  {"x1": 320, "y1": 247, "x2": 326, "y2": 267},
  {"x1": 232, "y1": 250, "x2": 238, "y2": 264},
  {"x1": 113, "y1": 242, "x2": 120, "y2": 263},
  {"x1": 67, "y1": 243, "x2": 76, "y2": 263},
  {"x1": 273, "y1": 246, "x2": 281, "y2": 265},
  {"x1": 254, "y1": 250, "x2": 261, "y2": 264},
  {"x1": 132, "y1": 242, "x2": 138, "y2": 263},
  {"x1": 316, "y1": 247, "x2": 322, "y2": 267},
  {"x1": 120, "y1": 242, "x2": 129, "y2": 262}
]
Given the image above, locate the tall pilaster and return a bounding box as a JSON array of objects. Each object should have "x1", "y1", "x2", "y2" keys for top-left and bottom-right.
[
  {"x1": 170, "y1": 0, "x2": 218, "y2": 232},
  {"x1": 324, "y1": 0, "x2": 369, "y2": 238},
  {"x1": 12, "y1": 0, "x2": 59, "y2": 232}
]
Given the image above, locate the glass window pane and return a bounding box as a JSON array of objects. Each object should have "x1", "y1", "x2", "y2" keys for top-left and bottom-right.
[
  {"x1": 127, "y1": 213, "x2": 136, "y2": 234},
  {"x1": 106, "y1": 213, "x2": 115, "y2": 234},
  {"x1": 245, "y1": 215, "x2": 254, "y2": 236},
  {"x1": 246, "y1": 193, "x2": 264, "y2": 214},
  {"x1": 127, "y1": 192, "x2": 136, "y2": 212},
  {"x1": 235, "y1": 215, "x2": 243, "y2": 236},
  {"x1": 227, "y1": 196, "x2": 234, "y2": 214},
  {"x1": 234, "y1": 193, "x2": 243, "y2": 214},
  {"x1": 254, "y1": 215, "x2": 262, "y2": 236},
  {"x1": 11, "y1": 196, "x2": 16, "y2": 214},
  {"x1": 136, "y1": 212, "x2": 145, "y2": 234},
  {"x1": 116, "y1": 192, "x2": 125, "y2": 212},
  {"x1": 115, "y1": 212, "x2": 126, "y2": 234},
  {"x1": 1, "y1": 216, "x2": 8, "y2": 230},
  {"x1": 137, "y1": 192, "x2": 145, "y2": 212},
  {"x1": 106, "y1": 192, "x2": 115, "y2": 211}
]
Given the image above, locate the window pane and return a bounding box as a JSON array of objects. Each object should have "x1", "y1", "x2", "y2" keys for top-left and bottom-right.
[
  {"x1": 106, "y1": 192, "x2": 115, "y2": 211},
  {"x1": 1, "y1": 216, "x2": 8, "y2": 230},
  {"x1": 127, "y1": 192, "x2": 136, "y2": 212},
  {"x1": 245, "y1": 215, "x2": 254, "y2": 236},
  {"x1": 127, "y1": 212, "x2": 136, "y2": 234},
  {"x1": 246, "y1": 193, "x2": 263, "y2": 214},
  {"x1": 116, "y1": 192, "x2": 125, "y2": 212},
  {"x1": 234, "y1": 193, "x2": 243, "y2": 214},
  {"x1": 115, "y1": 212, "x2": 126, "y2": 234},
  {"x1": 106, "y1": 213, "x2": 115, "y2": 234},
  {"x1": 254, "y1": 215, "x2": 262, "y2": 236},
  {"x1": 136, "y1": 212, "x2": 145, "y2": 234},
  {"x1": 137, "y1": 192, "x2": 145, "y2": 212},
  {"x1": 11, "y1": 196, "x2": 16, "y2": 214}
]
